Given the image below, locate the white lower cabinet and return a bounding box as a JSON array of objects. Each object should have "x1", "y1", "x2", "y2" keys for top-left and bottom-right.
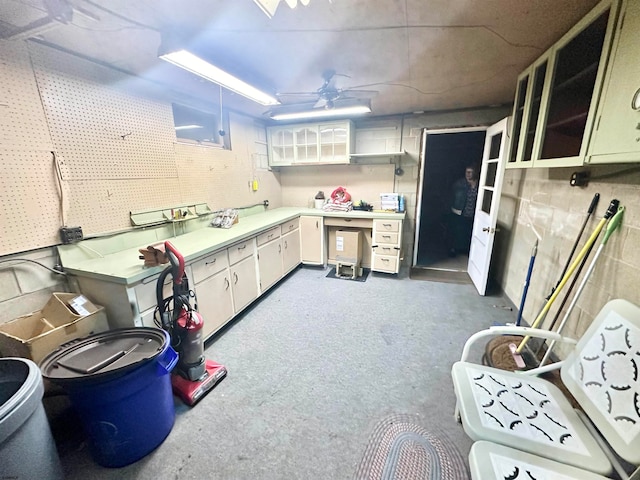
[
  {"x1": 258, "y1": 238, "x2": 283, "y2": 293},
  {"x1": 300, "y1": 216, "x2": 324, "y2": 264},
  {"x1": 282, "y1": 229, "x2": 301, "y2": 274},
  {"x1": 230, "y1": 255, "x2": 259, "y2": 313},
  {"x1": 195, "y1": 269, "x2": 233, "y2": 338}
]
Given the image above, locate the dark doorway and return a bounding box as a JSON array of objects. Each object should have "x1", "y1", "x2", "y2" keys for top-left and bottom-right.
[{"x1": 415, "y1": 131, "x2": 486, "y2": 270}]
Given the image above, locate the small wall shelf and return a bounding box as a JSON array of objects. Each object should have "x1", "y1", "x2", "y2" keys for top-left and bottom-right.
[{"x1": 130, "y1": 203, "x2": 212, "y2": 227}]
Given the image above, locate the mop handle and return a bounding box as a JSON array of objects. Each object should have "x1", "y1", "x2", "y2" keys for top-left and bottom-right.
[
  {"x1": 548, "y1": 193, "x2": 600, "y2": 298},
  {"x1": 516, "y1": 240, "x2": 538, "y2": 326},
  {"x1": 540, "y1": 206, "x2": 625, "y2": 366},
  {"x1": 517, "y1": 199, "x2": 619, "y2": 353}
]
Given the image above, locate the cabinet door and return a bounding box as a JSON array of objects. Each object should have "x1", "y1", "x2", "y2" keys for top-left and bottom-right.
[
  {"x1": 506, "y1": 69, "x2": 532, "y2": 169},
  {"x1": 300, "y1": 216, "x2": 324, "y2": 264},
  {"x1": 319, "y1": 122, "x2": 351, "y2": 163},
  {"x1": 534, "y1": 1, "x2": 618, "y2": 167},
  {"x1": 294, "y1": 126, "x2": 318, "y2": 163},
  {"x1": 257, "y1": 239, "x2": 283, "y2": 293},
  {"x1": 195, "y1": 269, "x2": 234, "y2": 339},
  {"x1": 589, "y1": 0, "x2": 640, "y2": 163},
  {"x1": 269, "y1": 127, "x2": 295, "y2": 166},
  {"x1": 230, "y1": 255, "x2": 258, "y2": 313},
  {"x1": 282, "y1": 229, "x2": 301, "y2": 274}
]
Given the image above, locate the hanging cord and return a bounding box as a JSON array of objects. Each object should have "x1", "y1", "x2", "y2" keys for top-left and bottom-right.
[
  {"x1": 0, "y1": 257, "x2": 66, "y2": 275},
  {"x1": 52, "y1": 151, "x2": 66, "y2": 226}
]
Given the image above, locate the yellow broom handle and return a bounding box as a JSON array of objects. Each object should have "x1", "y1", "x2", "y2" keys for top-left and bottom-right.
[{"x1": 516, "y1": 216, "x2": 607, "y2": 353}]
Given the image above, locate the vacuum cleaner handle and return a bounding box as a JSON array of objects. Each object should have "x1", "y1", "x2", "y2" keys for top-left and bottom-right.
[{"x1": 164, "y1": 241, "x2": 185, "y2": 284}]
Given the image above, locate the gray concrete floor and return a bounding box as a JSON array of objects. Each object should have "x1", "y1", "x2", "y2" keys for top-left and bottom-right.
[{"x1": 46, "y1": 266, "x2": 516, "y2": 479}]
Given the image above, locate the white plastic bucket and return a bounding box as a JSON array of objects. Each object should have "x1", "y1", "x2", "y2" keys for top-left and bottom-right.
[{"x1": 0, "y1": 357, "x2": 63, "y2": 479}]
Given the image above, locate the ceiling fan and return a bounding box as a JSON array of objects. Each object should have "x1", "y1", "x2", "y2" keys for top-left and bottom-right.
[{"x1": 276, "y1": 69, "x2": 378, "y2": 109}]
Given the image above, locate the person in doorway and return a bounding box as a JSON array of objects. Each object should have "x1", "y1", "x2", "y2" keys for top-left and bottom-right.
[{"x1": 448, "y1": 165, "x2": 478, "y2": 256}]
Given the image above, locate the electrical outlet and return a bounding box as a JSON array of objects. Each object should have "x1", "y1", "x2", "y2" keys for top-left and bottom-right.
[
  {"x1": 263, "y1": 199, "x2": 269, "y2": 207},
  {"x1": 60, "y1": 226, "x2": 83, "y2": 244}
]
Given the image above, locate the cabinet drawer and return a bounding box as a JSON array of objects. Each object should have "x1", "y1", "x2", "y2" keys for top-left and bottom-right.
[
  {"x1": 372, "y1": 255, "x2": 398, "y2": 273},
  {"x1": 324, "y1": 217, "x2": 372, "y2": 228},
  {"x1": 257, "y1": 227, "x2": 281, "y2": 247},
  {"x1": 191, "y1": 250, "x2": 228, "y2": 283},
  {"x1": 134, "y1": 268, "x2": 188, "y2": 313},
  {"x1": 280, "y1": 218, "x2": 299, "y2": 233},
  {"x1": 374, "y1": 219, "x2": 400, "y2": 233},
  {"x1": 228, "y1": 239, "x2": 254, "y2": 265},
  {"x1": 374, "y1": 231, "x2": 399, "y2": 245},
  {"x1": 373, "y1": 244, "x2": 398, "y2": 256}
]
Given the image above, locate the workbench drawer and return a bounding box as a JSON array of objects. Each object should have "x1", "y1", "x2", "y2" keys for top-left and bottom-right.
[
  {"x1": 280, "y1": 218, "x2": 299, "y2": 233},
  {"x1": 228, "y1": 238, "x2": 255, "y2": 265},
  {"x1": 191, "y1": 249, "x2": 229, "y2": 283},
  {"x1": 324, "y1": 217, "x2": 372, "y2": 228},
  {"x1": 374, "y1": 219, "x2": 400, "y2": 233},
  {"x1": 373, "y1": 244, "x2": 398, "y2": 256},
  {"x1": 372, "y1": 254, "x2": 398, "y2": 273},
  {"x1": 374, "y1": 231, "x2": 399, "y2": 245},
  {"x1": 257, "y1": 226, "x2": 281, "y2": 247},
  {"x1": 134, "y1": 267, "x2": 191, "y2": 312}
]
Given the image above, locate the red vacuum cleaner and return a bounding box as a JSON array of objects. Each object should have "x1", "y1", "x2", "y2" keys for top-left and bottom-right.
[{"x1": 156, "y1": 241, "x2": 227, "y2": 406}]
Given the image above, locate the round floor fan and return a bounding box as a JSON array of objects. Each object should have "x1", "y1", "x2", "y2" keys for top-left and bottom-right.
[{"x1": 276, "y1": 69, "x2": 378, "y2": 109}]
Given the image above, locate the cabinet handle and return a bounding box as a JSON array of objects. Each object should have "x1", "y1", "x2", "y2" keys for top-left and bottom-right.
[
  {"x1": 278, "y1": 244, "x2": 281, "y2": 253},
  {"x1": 224, "y1": 277, "x2": 230, "y2": 290},
  {"x1": 233, "y1": 272, "x2": 238, "y2": 284},
  {"x1": 284, "y1": 240, "x2": 288, "y2": 248},
  {"x1": 382, "y1": 258, "x2": 389, "y2": 262},
  {"x1": 316, "y1": 220, "x2": 318, "y2": 228},
  {"x1": 205, "y1": 258, "x2": 216, "y2": 265},
  {"x1": 238, "y1": 245, "x2": 246, "y2": 250},
  {"x1": 383, "y1": 223, "x2": 392, "y2": 227},
  {"x1": 268, "y1": 234, "x2": 274, "y2": 238},
  {"x1": 345, "y1": 218, "x2": 352, "y2": 222},
  {"x1": 382, "y1": 235, "x2": 391, "y2": 238}
]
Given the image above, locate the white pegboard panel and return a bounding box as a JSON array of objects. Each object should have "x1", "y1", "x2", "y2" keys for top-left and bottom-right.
[
  {"x1": 27, "y1": 42, "x2": 177, "y2": 180},
  {"x1": 174, "y1": 143, "x2": 254, "y2": 211},
  {"x1": 0, "y1": 150, "x2": 61, "y2": 255},
  {"x1": 0, "y1": 41, "x2": 54, "y2": 150},
  {"x1": 64, "y1": 178, "x2": 183, "y2": 235}
]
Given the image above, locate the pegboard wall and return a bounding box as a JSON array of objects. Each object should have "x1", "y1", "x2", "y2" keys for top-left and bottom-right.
[
  {"x1": 0, "y1": 41, "x2": 279, "y2": 256},
  {"x1": 28, "y1": 42, "x2": 177, "y2": 181}
]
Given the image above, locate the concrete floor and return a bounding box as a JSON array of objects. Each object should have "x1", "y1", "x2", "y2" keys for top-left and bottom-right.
[{"x1": 45, "y1": 265, "x2": 516, "y2": 479}]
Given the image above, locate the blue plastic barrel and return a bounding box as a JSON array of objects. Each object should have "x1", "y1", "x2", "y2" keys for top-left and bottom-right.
[{"x1": 39, "y1": 328, "x2": 178, "y2": 467}]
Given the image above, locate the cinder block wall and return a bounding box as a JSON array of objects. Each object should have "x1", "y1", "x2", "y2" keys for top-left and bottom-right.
[{"x1": 495, "y1": 165, "x2": 640, "y2": 358}]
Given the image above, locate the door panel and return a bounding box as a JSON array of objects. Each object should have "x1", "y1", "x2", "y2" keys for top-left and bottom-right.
[{"x1": 468, "y1": 117, "x2": 510, "y2": 295}]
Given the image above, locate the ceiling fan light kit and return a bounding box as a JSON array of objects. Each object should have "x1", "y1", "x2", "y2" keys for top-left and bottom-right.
[
  {"x1": 269, "y1": 98, "x2": 372, "y2": 121},
  {"x1": 158, "y1": 49, "x2": 280, "y2": 106}
]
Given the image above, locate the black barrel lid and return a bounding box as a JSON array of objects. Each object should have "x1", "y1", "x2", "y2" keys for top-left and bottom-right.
[{"x1": 39, "y1": 328, "x2": 169, "y2": 383}]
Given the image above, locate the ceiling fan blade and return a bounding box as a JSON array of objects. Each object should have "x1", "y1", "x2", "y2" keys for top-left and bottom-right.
[
  {"x1": 342, "y1": 89, "x2": 379, "y2": 98},
  {"x1": 275, "y1": 91, "x2": 318, "y2": 97}
]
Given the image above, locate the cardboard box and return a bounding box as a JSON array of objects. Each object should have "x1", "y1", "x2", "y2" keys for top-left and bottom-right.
[
  {"x1": 0, "y1": 293, "x2": 109, "y2": 364},
  {"x1": 334, "y1": 229, "x2": 362, "y2": 264}
]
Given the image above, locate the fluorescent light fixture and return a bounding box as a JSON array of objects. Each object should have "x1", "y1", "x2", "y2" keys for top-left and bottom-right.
[
  {"x1": 269, "y1": 99, "x2": 371, "y2": 121},
  {"x1": 174, "y1": 125, "x2": 204, "y2": 131},
  {"x1": 159, "y1": 50, "x2": 280, "y2": 106}
]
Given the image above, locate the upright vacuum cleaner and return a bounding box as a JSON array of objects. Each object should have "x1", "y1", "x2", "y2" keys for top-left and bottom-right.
[{"x1": 156, "y1": 241, "x2": 227, "y2": 406}]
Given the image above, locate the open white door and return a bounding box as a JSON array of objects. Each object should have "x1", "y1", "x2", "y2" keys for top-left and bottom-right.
[{"x1": 468, "y1": 117, "x2": 510, "y2": 295}]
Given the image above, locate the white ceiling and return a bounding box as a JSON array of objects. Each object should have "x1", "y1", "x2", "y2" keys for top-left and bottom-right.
[{"x1": 1, "y1": 0, "x2": 600, "y2": 121}]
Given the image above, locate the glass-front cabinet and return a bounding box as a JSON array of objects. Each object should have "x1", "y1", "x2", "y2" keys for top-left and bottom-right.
[
  {"x1": 269, "y1": 127, "x2": 295, "y2": 166},
  {"x1": 588, "y1": 0, "x2": 640, "y2": 164},
  {"x1": 507, "y1": 0, "x2": 620, "y2": 168},
  {"x1": 268, "y1": 120, "x2": 353, "y2": 166},
  {"x1": 319, "y1": 123, "x2": 350, "y2": 163}
]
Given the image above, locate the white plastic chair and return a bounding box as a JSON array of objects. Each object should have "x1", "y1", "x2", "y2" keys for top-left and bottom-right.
[{"x1": 452, "y1": 299, "x2": 640, "y2": 479}]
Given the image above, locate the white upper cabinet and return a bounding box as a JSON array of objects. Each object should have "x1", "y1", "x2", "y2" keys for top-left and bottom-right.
[
  {"x1": 507, "y1": 0, "x2": 620, "y2": 168},
  {"x1": 588, "y1": 0, "x2": 640, "y2": 164},
  {"x1": 267, "y1": 121, "x2": 354, "y2": 166}
]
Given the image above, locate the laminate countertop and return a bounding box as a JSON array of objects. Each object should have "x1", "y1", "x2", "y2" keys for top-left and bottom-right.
[{"x1": 58, "y1": 207, "x2": 405, "y2": 285}]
